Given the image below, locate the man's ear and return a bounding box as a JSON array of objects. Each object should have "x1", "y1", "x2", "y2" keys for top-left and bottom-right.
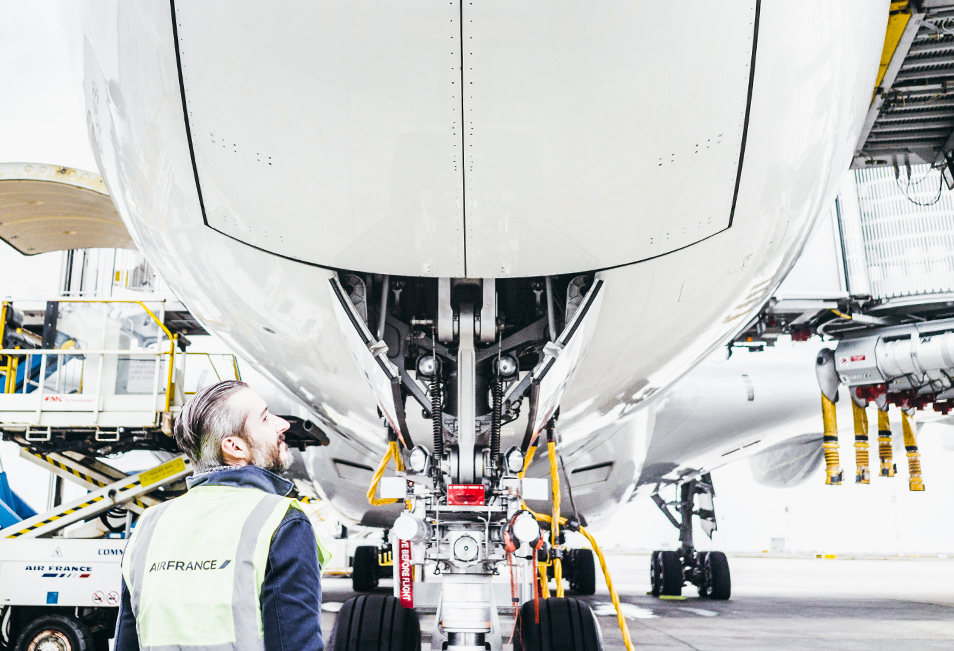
[{"x1": 221, "y1": 436, "x2": 250, "y2": 465}]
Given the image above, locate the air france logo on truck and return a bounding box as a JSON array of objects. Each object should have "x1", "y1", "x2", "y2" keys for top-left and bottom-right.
[
  {"x1": 148, "y1": 559, "x2": 232, "y2": 572},
  {"x1": 25, "y1": 565, "x2": 92, "y2": 578}
]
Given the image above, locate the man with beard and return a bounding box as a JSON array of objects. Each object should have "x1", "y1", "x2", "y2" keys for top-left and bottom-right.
[{"x1": 114, "y1": 380, "x2": 327, "y2": 650}]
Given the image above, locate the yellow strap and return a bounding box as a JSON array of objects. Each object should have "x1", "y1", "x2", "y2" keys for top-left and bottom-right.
[{"x1": 367, "y1": 440, "x2": 404, "y2": 506}]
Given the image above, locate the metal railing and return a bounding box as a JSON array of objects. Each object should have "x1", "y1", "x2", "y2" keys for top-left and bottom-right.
[{"x1": 0, "y1": 299, "x2": 242, "y2": 428}]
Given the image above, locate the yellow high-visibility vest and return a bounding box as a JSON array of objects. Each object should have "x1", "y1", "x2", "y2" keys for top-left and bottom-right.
[{"x1": 122, "y1": 486, "x2": 328, "y2": 650}]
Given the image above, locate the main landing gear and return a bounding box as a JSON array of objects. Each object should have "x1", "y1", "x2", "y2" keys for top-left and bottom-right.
[{"x1": 650, "y1": 474, "x2": 731, "y2": 600}]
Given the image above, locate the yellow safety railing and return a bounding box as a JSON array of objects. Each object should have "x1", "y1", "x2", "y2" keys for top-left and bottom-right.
[{"x1": 0, "y1": 299, "x2": 180, "y2": 418}]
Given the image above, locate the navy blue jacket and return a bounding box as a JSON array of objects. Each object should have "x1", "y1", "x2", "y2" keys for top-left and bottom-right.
[{"x1": 114, "y1": 465, "x2": 324, "y2": 650}]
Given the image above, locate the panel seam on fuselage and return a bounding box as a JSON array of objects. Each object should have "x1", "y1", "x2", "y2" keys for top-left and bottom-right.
[
  {"x1": 726, "y1": 0, "x2": 761, "y2": 229},
  {"x1": 169, "y1": 0, "x2": 209, "y2": 227},
  {"x1": 184, "y1": 1, "x2": 762, "y2": 277},
  {"x1": 459, "y1": 0, "x2": 468, "y2": 276}
]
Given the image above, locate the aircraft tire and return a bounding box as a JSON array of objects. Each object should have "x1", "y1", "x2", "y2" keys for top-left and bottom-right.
[
  {"x1": 568, "y1": 549, "x2": 597, "y2": 596},
  {"x1": 696, "y1": 551, "x2": 709, "y2": 597},
  {"x1": 351, "y1": 545, "x2": 379, "y2": 592},
  {"x1": 705, "y1": 551, "x2": 731, "y2": 600},
  {"x1": 14, "y1": 614, "x2": 94, "y2": 651},
  {"x1": 515, "y1": 597, "x2": 602, "y2": 651},
  {"x1": 659, "y1": 550, "x2": 683, "y2": 596},
  {"x1": 650, "y1": 550, "x2": 662, "y2": 596},
  {"x1": 330, "y1": 595, "x2": 421, "y2": 651}
]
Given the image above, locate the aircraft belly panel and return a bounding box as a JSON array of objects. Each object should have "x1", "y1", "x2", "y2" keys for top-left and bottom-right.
[
  {"x1": 460, "y1": 1, "x2": 756, "y2": 277},
  {"x1": 173, "y1": 1, "x2": 467, "y2": 277},
  {"x1": 79, "y1": 1, "x2": 890, "y2": 526},
  {"x1": 554, "y1": 0, "x2": 889, "y2": 450}
]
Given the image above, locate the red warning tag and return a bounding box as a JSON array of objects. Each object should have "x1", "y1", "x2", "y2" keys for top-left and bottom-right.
[{"x1": 398, "y1": 539, "x2": 413, "y2": 609}]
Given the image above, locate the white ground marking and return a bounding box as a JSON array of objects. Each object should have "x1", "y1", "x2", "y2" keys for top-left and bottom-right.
[{"x1": 590, "y1": 602, "x2": 658, "y2": 619}]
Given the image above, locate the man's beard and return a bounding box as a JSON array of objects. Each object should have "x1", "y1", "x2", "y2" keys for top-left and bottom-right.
[{"x1": 251, "y1": 436, "x2": 294, "y2": 474}]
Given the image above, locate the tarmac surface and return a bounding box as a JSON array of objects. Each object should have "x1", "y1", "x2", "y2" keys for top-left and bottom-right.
[{"x1": 320, "y1": 553, "x2": 954, "y2": 650}]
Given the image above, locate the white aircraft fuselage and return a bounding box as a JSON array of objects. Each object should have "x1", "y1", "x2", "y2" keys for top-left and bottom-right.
[{"x1": 80, "y1": 1, "x2": 887, "y2": 528}]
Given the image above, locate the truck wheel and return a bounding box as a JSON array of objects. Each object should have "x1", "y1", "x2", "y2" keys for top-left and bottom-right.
[
  {"x1": 14, "y1": 614, "x2": 94, "y2": 651},
  {"x1": 330, "y1": 595, "x2": 420, "y2": 651},
  {"x1": 567, "y1": 549, "x2": 597, "y2": 596},
  {"x1": 352, "y1": 545, "x2": 379, "y2": 592},
  {"x1": 516, "y1": 597, "x2": 602, "y2": 650}
]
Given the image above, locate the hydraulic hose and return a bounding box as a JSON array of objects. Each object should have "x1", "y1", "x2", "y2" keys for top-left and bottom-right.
[
  {"x1": 877, "y1": 407, "x2": 896, "y2": 477},
  {"x1": 821, "y1": 393, "x2": 843, "y2": 485},
  {"x1": 521, "y1": 507, "x2": 634, "y2": 651},
  {"x1": 547, "y1": 430, "x2": 564, "y2": 598},
  {"x1": 519, "y1": 444, "x2": 538, "y2": 478},
  {"x1": 519, "y1": 423, "x2": 636, "y2": 650},
  {"x1": 851, "y1": 399, "x2": 870, "y2": 484},
  {"x1": 901, "y1": 410, "x2": 925, "y2": 491}
]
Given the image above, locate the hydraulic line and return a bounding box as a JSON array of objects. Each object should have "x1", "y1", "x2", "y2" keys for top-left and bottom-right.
[
  {"x1": 877, "y1": 407, "x2": 896, "y2": 477},
  {"x1": 517, "y1": 421, "x2": 634, "y2": 650},
  {"x1": 537, "y1": 561, "x2": 550, "y2": 599},
  {"x1": 519, "y1": 444, "x2": 538, "y2": 478},
  {"x1": 524, "y1": 507, "x2": 634, "y2": 651},
  {"x1": 851, "y1": 398, "x2": 870, "y2": 484},
  {"x1": 546, "y1": 425, "x2": 565, "y2": 598},
  {"x1": 900, "y1": 410, "x2": 925, "y2": 491},
  {"x1": 821, "y1": 393, "x2": 843, "y2": 485}
]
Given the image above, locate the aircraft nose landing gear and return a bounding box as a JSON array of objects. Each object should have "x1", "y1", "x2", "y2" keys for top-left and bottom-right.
[{"x1": 650, "y1": 474, "x2": 731, "y2": 600}]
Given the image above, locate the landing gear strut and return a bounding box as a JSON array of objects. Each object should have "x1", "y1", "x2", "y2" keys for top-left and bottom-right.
[{"x1": 650, "y1": 474, "x2": 730, "y2": 600}]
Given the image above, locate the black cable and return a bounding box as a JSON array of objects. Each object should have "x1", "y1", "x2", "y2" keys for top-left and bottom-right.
[{"x1": 896, "y1": 167, "x2": 945, "y2": 207}]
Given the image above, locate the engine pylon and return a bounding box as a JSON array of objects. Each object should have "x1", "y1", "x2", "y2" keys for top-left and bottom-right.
[{"x1": 900, "y1": 409, "x2": 925, "y2": 492}]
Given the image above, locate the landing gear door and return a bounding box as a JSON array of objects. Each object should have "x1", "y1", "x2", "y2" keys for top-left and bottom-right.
[
  {"x1": 328, "y1": 277, "x2": 410, "y2": 444},
  {"x1": 522, "y1": 278, "x2": 605, "y2": 440}
]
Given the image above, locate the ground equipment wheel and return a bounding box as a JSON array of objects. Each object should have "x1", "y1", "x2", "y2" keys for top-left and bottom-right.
[
  {"x1": 351, "y1": 545, "x2": 379, "y2": 592},
  {"x1": 515, "y1": 597, "x2": 602, "y2": 651},
  {"x1": 330, "y1": 595, "x2": 421, "y2": 651},
  {"x1": 704, "y1": 551, "x2": 731, "y2": 600},
  {"x1": 659, "y1": 550, "x2": 683, "y2": 597},
  {"x1": 567, "y1": 548, "x2": 597, "y2": 596},
  {"x1": 14, "y1": 614, "x2": 94, "y2": 651},
  {"x1": 649, "y1": 550, "x2": 662, "y2": 596}
]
